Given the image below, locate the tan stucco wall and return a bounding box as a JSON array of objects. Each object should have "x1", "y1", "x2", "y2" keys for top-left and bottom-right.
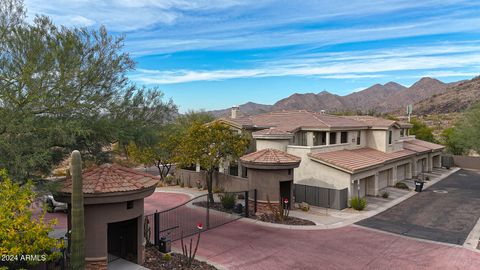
[
  {"x1": 77, "y1": 199, "x2": 144, "y2": 264},
  {"x1": 247, "y1": 168, "x2": 293, "y2": 202},
  {"x1": 256, "y1": 139, "x2": 290, "y2": 152},
  {"x1": 366, "y1": 130, "x2": 387, "y2": 152}
]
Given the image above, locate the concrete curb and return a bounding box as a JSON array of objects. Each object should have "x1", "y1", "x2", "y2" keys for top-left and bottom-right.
[{"x1": 464, "y1": 217, "x2": 480, "y2": 252}]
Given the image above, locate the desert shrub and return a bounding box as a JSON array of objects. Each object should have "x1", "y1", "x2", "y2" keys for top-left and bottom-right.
[
  {"x1": 164, "y1": 175, "x2": 175, "y2": 185},
  {"x1": 300, "y1": 202, "x2": 310, "y2": 212},
  {"x1": 162, "y1": 253, "x2": 172, "y2": 261},
  {"x1": 381, "y1": 191, "x2": 389, "y2": 198},
  {"x1": 196, "y1": 180, "x2": 202, "y2": 190},
  {"x1": 395, "y1": 182, "x2": 409, "y2": 190},
  {"x1": 213, "y1": 186, "x2": 225, "y2": 193},
  {"x1": 351, "y1": 196, "x2": 367, "y2": 211},
  {"x1": 219, "y1": 193, "x2": 236, "y2": 209}
]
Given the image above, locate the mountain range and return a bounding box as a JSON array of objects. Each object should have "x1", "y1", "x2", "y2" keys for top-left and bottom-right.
[{"x1": 210, "y1": 76, "x2": 474, "y2": 117}]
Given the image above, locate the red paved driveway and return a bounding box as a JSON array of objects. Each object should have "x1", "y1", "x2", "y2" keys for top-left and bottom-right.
[{"x1": 178, "y1": 220, "x2": 480, "y2": 270}]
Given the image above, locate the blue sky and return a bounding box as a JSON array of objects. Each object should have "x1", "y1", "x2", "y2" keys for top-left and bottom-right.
[{"x1": 25, "y1": 0, "x2": 480, "y2": 112}]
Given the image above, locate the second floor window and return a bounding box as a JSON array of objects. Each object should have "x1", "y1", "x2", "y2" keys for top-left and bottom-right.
[
  {"x1": 341, "y1": 132, "x2": 348, "y2": 144},
  {"x1": 356, "y1": 131, "x2": 361, "y2": 145},
  {"x1": 388, "y1": 130, "x2": 393, "y2": 145},
  {"x1": 329, "y1": 132, "x2": 337, "y2": 144}
]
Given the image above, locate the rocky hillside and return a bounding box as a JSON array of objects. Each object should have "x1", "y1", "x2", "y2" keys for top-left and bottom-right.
[
  {"x1": 413, "y1": 76, "x2": 480, "y2": 115},
  {"x1": 210, "y1": 77, "x2": 454, "y2": 117}
]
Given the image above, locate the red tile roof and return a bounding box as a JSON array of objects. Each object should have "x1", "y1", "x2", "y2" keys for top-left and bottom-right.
[
  {"x1": 240, "y1": 148, "x2": 301, "y2": 165},
  {"x1": 404, "y1": 139, "x2": 444, "y2": 152},
  {"x1": 60, "y1": 164, "x2": 159, "y2": 194},
  {"x1": 252, "y1": 128, "x2": 292, "y2": 136},
  {"x1": 224, "y1": 110, "x2": 368, "y2": 132},
  {"x1": 308, "y1": 148, "x2": 415, "y2": 173}
]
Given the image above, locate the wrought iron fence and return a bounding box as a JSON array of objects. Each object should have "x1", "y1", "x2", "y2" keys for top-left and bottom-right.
[{"x1": 145, "y1": 190, "x2": 256, "y2": 244}]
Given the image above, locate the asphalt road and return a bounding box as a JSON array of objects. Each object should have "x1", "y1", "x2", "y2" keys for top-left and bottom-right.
[{"x1": 357, "y1": 169, "x2": 480, "y2": 245}]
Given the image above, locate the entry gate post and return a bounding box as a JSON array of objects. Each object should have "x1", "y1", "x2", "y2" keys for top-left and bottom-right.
[
  {"x1": 154, "y1": 211, "x2": 159, "y2": 247},
  {"x1": 254, "y1": 189, "x2": 257, "y2": 214}
]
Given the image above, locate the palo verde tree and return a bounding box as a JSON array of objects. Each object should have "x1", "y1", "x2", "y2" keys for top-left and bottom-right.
[
  {"x1": 127, "y1": 124, "x2": 180, "y2": 180},
  {"x1": 444, "y1": 103, "x2": 480, "y2": 155},
  {"x1": 0, "y1": 169, "x2": 63, "y2": 268},
  {"x1": 0, "y1": 0, "x2": 176, "y2": 181},
  {"x1": 176, "y1": 122, "x2": 250, "y2": 202}
]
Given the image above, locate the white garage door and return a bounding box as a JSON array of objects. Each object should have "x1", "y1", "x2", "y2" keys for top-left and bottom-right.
[
  {"x1": 416, "y1": 159, "x2": 425, "y2": 175},
  {"x1": 397, "y1": 164, "x2": 407, "y2": 181},
  {"x1": 378, "y1": 170, "x2": 390, "y2": 189}
]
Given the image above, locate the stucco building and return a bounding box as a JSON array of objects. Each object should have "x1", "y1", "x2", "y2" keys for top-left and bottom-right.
[{"x1": 216, "y1": 109, "x2": 444, "y2": 203}]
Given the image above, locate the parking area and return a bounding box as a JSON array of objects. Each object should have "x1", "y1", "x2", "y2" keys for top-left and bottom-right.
[{"x1": 357, "y1": 169, "x2": 480, "y2": 245}]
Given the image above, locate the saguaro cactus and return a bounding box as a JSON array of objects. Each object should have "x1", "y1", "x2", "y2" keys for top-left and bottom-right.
[{"x1": 70, "y1": 150, "x2": 85, "y2": 269}]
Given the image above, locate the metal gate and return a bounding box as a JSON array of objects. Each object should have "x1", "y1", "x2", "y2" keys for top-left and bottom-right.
[
  {"x1": 294, "y1": 184, "x2": 348, "y2": 210},
  {"x1": 145, "y1": 190, "x2": 256, "y2": 244}
]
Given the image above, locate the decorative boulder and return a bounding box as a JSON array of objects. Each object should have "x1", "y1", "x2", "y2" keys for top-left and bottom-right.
[{"x1": 300, "y1": 202, "x2": 310, "y2": 212}]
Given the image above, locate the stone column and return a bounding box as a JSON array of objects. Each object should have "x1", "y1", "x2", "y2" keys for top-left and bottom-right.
[
  {"x1": 427, "y1": 153, "x2": 433, "y2": 172},
  {"x1": 407, "y1": 162, "x2": 413, "y2": 179},
  {"x1": 306, "y1": 132, "x2": 314, "y2": 146},
  {"x1": 326, "y1": 132, "x2": 330, "y2": 145},
  {"x1": 374, "y1": 173, "x2": 379, "y2": 196},
  {"x1": 195, "y1": 162, "x2": 201, "y2": 172}
]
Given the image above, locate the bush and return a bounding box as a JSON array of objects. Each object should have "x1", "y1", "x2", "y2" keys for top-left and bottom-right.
[
  {"x1": 350, "y1": 196, "x2": 367, "y2": 211},
  {"x1": 213, "y1": 186, "x2": 225, "y2": 193},
  {"x1": 219, "y1": 193, "x2": 236, "y2": 209},
  {"x1": 164, "y1": 175, "x2": 175, "y2": 185},
  {"x1": 299, "y1": 202, "x2": 310, "y2": 212},
  {"x1": 395, "y1": 182, "x2": 409, "y2": 190},
  {"x1": 381, "y1": 191, "x2": 389, "y2": 198},
  {"x1": 162, "y1": 253, "x2": 172, "y2": 261}
]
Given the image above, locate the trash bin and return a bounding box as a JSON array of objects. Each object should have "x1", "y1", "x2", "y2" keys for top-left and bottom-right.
[
  {"x1": 159, "y1": 236, "x2": 171, "y2": 253},
  {"x1": 414, "y1": 180, "x2": 424, "y2": 192}
]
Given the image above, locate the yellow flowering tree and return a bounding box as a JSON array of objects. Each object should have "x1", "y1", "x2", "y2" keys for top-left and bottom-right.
[{"x1": 0, "y1": 169, "x2": 63, "y2": 269}]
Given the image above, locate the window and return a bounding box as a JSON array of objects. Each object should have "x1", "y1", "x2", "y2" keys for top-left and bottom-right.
[
  {"x1": 356, "y1": 131, "x2": 361, "y2": 145},
  {"x1": 127, "y1": 200, "x2": 134, "y2": 209},
  {"x1": 340, "y1": 132, "x2": 348, "y2": 144},
  {"x1": 400, "y1": 129, "x2": 405, "y2": 137},
  {"x1": 329, "y1": 132, "x2": 337, "y2": 144},
  {"x1": 294, "y1": 131, "x2": 308, "y2": 146},
  {"x1": 313, "y1": 131, "x2": 326, "y2": 146},
  {"x1": 388, "y1": 130, "x2": 393, "y2": 145}
]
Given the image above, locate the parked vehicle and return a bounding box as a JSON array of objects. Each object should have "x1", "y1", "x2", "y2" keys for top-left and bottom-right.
[{"x1": 43, "y1": 194, "x2": 68, "y2": 213}]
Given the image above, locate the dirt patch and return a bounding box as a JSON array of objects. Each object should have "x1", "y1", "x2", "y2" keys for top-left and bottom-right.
[
  {"x1": 255, "y1": 213, "x2": 316, "y2": 226},
  {"x1": 143, "y1": 246, "x2": 217, "y2": 270}
]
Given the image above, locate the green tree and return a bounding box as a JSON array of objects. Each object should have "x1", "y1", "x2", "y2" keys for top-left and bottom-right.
[
  {"x1": 127, "y1": 124, "x2": 180, "y2": 180},
  {"x1": 448, "y1": 103, "x2": 480, "y2": 155},
  {"x1": 174, "y1": 110, "x2": 215, "y2": 131},
  {"x1": 0, "y1": 169, "x2": 63, "y2": 269},
  {"x1": 410, "y1": 118, "x2": 435, "y2": 142},
  {"x1": 176, "y1": 122, "x2": 250, "y2": 202},
  {"x1": 0, "y1": 0, "x2": 176, "y2": 181},
  {"x1": 441, "y1": 127, "x2": 466, "y2": 155}
]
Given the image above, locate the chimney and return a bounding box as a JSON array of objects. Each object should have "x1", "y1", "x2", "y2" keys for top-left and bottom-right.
[{"x1": 231, "y1": 106, "x2": 239, "y2": 119}]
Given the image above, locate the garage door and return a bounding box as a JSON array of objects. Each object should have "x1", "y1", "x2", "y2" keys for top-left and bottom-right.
[
  {"x1": 397, "y1": 164, "x2": 407, "y2": 181},
  {"x1": 378, "y1": 170, "x2": 390, "y2": 189}
]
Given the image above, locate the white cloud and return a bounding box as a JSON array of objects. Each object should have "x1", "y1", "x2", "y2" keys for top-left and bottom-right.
[{"x1": 131, "y1": 43, "x2": 480, "y2": 84}]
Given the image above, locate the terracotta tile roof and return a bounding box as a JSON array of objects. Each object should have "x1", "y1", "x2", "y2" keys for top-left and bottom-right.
[
  {"x1": 227, "y1": 110, "x2": 367, "y2": 132},
  {"x1": 252, "y1": 128, "x2": 293, "y2": 138},
  {"x1": 240, "y1": 148, "x2": 301, "y2": 165},
  {"x1": 342, "y1": 115, "x2": 396, "y2": 128},
  {"x1": 60, "y1": 164, "x2": 159, "y2": 194},
  {"x1": 308, "y1": 148, "x2": 415, "y2": 173},
  {"x1": 404, "y1": 139, "x2": 444, "y2": 153}
]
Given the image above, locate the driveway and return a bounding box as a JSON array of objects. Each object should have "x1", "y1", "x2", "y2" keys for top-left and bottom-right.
[
  {"x1": 356, "y1": 169, "x2": 480, "y2": 245},
  {"x1": 180, "y1": 220, "x2": 480, "y2": 270}
]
